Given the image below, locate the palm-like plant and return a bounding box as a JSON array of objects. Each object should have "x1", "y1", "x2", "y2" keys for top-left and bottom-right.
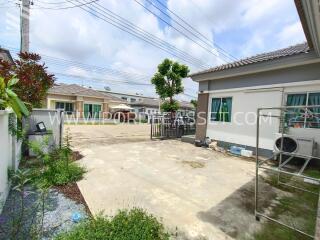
[{"x1": 0, "y1": 76, "x2": 29, "y2": 118}]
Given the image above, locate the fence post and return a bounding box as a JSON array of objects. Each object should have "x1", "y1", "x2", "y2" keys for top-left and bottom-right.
[{"x1": 150, "y1": 115, "x2": 153, "y2": 140}]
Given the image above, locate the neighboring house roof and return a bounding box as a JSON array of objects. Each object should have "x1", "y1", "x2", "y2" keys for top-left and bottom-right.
[
  {"x1": 0, "y1": 48, "x2": 14, "y2": 64},
  {"x1": 131, "y1": 97, "x2": 194, "y2": 110},
  {"x1": 179, "y1": 101, "x2": 195, "y2": 109},
  {"x1": 103, "y1": 90, "x2": 151, "y2": 99},
  {"x1": 130, "y1": 98, "x2": 160, "y2": 108},
  {"x1": 48, "y1": 84, "x2": 124, "y2": 102},
  {"x1": 189, "y1": 43, "x2": 310, "y2": 77}
]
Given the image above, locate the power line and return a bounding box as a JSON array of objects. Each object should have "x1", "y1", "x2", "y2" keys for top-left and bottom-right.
[
  {"x1": 56, "y1": 72, "x2": 197, "y2": 99},
  {"x1": 133, "y1": 0, "x2": 228, "y2": 62},
  {"x1": 17, "y1": 0, "x2": 214, "y2": 69},
  {"x1": 87, "y1": 0, "x2": 210, "y2": 69},
  {"x1": 152, "y1": 0, "x2": 238, "y2": 61},
  {"x1": 5, "y1": 45, "x2": 198, "y2": 97},
  {"x1": 53, "y1": 72, "x2": 152, "y2": 86},
  {"x1": 66, "y1": 0, "x2": 210, "y2": 69},
  {"x1": 6, "y1": 46, "x2": 152, "y2": 82},
  {"x1": 35, "y1": 0, "x2": 77, "y2": 4},
  {"x1": 31, "y1": 0, "x2": 97, "y2": 10},
  {"x1": 45, "y1": 59, "x2": 150, "y2": 81},
  {"x1": 181, "y1": 92, "x2": 197, "y2": 99}
]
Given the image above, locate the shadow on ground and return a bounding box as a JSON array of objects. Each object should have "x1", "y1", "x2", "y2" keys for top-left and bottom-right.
[{"x1": 197, "y1": 177, "x2": 278, "y2": 239}]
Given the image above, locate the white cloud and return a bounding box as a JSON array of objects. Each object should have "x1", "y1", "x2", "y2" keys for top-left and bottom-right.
[
  {"x1": 66, "y1": 66, "x2": 88, "y2": 77},
  {"x1": 1, "y1": 0, "x2": 305, "y2": 99},
  {"x1": 277, "y1": 21, "x2": 306, "y2": 46}
]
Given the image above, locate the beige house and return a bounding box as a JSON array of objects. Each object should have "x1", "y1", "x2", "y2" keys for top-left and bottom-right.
[{"x1": 46, "y1": 84, "x2": 125, "y2": 118}]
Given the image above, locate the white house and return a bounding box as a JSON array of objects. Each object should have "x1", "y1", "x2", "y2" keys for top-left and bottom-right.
[
  {"x1": 190, "y1": 0, "x2": 320, "y2": 157},
  {"x1": 103, "y1": 90, "x2": 195, "y2": 119}
]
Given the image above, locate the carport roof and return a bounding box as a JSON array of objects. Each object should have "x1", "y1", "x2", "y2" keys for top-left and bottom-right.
[{"x1": 48, "y1": 83, "x2": 125, "y2": 102}]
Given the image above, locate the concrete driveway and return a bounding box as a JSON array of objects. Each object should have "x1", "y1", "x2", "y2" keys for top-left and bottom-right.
[
  {"x1": 66, "y1": 124, "x2": 150, "y2": 147},
  {"x1": 68, "y1": 125, "x2": 258, "y2": 239}
]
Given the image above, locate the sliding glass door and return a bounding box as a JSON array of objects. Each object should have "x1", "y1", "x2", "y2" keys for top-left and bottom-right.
[{"x1": 84, "y1": 104, "x2": 101, "y2": 119}]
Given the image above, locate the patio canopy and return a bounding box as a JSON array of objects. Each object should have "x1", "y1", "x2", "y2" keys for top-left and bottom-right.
[{"x1": 110, "y1": 104, "x2": 133, "y2": 110}]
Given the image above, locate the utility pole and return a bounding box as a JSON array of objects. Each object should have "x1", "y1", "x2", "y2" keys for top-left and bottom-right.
[{"x1": 20, "y1": 0, "x2": 30, "y2": 53}]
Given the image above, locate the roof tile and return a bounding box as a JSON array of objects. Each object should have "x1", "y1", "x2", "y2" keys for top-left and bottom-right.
[
  {"x1": 48, "y1": 84, "x2": 124, "y2": 102},
  {"x1": 189, "y1": 42, "x2": 310, "y2": 77}
]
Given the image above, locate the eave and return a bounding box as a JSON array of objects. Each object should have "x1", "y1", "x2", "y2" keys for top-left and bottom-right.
[
  {"x1": 300, "y1": 0, "x2": 320, "y2": 56},
  {"x1": 191, "y1": 51, "x2": 320, "y2": 82}
]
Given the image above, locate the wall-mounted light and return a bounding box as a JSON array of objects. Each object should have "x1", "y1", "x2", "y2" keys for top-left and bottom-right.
[{"x1": 36, "y1": 122, "x2": 46, "y2": 132}]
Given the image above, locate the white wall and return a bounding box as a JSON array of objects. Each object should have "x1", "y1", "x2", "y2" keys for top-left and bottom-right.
[
  {"x1": 0, "y1": 111, "x2": 12, "y2": 212},
  {"x1": 23, "y1": 109, "x2": 64, "y2": 147},
  {"x1": 206, "y1": 81, "x2": 320, "y2": 155},
  {"x1": 207, "y1": 89, "x2": 282, "y2": 150},
  {"x1": 0, "y1": 111, "x2": 23, "y2": 212}
]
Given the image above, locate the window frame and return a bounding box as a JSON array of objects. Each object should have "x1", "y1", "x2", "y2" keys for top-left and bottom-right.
[
  {"x1": 210, "y1": 96, "x2": 233, "y2": 123},
  {"x1": 55, "y1": 101, "x2": 74, "y2": 115},
  {"x1": 55, "y1": 102, "x2": 65, "y2": 110},
  {"x1": 285, "y1": 91, "x2": 320, "y2": 129}
]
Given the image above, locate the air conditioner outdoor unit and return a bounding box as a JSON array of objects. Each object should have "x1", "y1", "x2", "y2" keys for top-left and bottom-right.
[{"x1": 274, "y1": 133, "x2": 315, "y2": 157}]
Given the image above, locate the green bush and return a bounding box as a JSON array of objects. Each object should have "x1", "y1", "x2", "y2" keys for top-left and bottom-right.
[
  {"x1": 40, "y1": 159, "x2": 85, "y2": 186},
  {"x1": 28, "y1": 133, "x2": 86, "y2": 188},
  {"x1": 55, "y1": 208, "x2": 170, "y2": 240}
]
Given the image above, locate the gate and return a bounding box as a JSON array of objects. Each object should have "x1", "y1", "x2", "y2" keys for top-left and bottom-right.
[{"x1": 150, "y1": 114, "x2": 196, "y2": 139}]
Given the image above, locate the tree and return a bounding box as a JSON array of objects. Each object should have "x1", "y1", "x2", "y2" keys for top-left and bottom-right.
[
  {"x1": 190, "y1": 99, "x2": 197, "y2": 108},
  {"x1": 0, "y1": 52, "x2": 55, "y2": 108},
  {"x1": 151, "y1": 59, "x2": 189, "y2": 115}
]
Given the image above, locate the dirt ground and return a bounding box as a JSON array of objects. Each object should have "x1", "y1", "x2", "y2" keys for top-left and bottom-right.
[{"x1": 67, "y1": 124, "x2": 274, "y2": 239}]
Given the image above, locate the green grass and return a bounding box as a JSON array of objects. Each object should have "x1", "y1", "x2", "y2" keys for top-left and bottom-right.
[
  {"x1": 304, "y1": 169, "x2": 320, "y2": 179},
  {"x1": 55, "y1": 208, "x2": 170, "y2": 240},
  {"x1": 252, "y1": 171, "x2": 320, "y2": 240}
]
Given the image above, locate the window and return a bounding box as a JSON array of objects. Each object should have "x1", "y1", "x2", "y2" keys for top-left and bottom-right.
[
  {"x1": 121, "y1": 97, "x2": 127, "y2": 100},
  {"x1": 65, "y1": 103, "x2": 73, "y2": 112},
  {"x1": 210, "y1": 97, "x2": 232, "y2": 122},
  {"x1": 286, "y1": 92, "x2": 320, "y2": 129},
  {"x1": 130, "y1": 98, "x2": 136, "y2": 102},
  {"x1": 55, "y1": 102, "x2": 65, "y2": 109},
  {"x1": 55, "y1": 102, "x2": 74, "y2": 114}
]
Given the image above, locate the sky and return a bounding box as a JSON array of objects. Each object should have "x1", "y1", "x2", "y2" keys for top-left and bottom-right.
[{"x1": 0, "y1": 0, "x2": 306, "y2": 101}]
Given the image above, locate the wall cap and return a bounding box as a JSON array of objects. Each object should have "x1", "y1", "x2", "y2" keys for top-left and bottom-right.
[{"x1": 0, "y1": 109, "x2": 13, "y2": 115}]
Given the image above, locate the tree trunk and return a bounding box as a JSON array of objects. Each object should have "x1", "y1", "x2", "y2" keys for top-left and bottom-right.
[{"x1": 169, "y1": 96, "x2": 175, "y2": 126}]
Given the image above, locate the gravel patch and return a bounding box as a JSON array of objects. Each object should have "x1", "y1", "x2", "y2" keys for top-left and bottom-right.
[{"x1": 0, "y1": 185, "x2": 88, "y2": 240}]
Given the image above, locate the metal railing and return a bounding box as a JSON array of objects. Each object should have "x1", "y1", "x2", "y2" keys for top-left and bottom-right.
[
  {"x1": 255, "y1": 105, "x2": 320, "y2": 239},
  {"x1": 150, "y1": 114, "x2": 196, "y2": 140}
]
